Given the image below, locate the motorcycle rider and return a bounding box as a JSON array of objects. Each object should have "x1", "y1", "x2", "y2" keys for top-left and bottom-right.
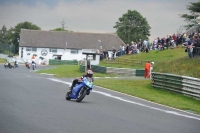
[
  {"x1": 69, "y1": 69, "x2": 94, "y2": 93},
  {"x1": 31, "y1": 60, "x2": 36, "y2": 68},
  {"x1": 14, "y1": 60, "x2": 18, "y2": 68},
  {"x1": 4, "y1": 61, "x2": 8, "y2": 68}
]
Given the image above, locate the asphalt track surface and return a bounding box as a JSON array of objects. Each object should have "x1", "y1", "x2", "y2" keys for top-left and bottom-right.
[{"x1": 0, "y1": 65, "x2": 200, "y2": 133}]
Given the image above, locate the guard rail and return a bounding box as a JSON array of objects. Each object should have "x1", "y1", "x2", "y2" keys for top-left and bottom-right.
[{"x1": 152, "y1": 72, "x2": 200, "y2": 99}]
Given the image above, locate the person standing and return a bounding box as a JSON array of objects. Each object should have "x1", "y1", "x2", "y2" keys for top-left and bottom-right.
[
  {"x1": 144, "y1": 61, "x2": 151, "y2": 78},
  {"x1": 112, "y1": 47, "x2": 116, "y2": 60},
  {"x1": 125, "y1": 44, "x2": 130, "y2": 55}
]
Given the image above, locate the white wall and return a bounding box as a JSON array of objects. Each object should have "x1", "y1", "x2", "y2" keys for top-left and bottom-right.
[{"x1": 19, "y1": 47, "x2": 100, "y2": 65}]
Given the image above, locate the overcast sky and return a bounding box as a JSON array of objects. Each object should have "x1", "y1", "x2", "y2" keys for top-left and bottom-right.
[{"x1": 0, "y1": 0, "x2": 198, "y2": 41}]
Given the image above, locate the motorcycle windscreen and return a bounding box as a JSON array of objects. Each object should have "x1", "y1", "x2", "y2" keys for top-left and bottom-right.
[{"x1": 83, "y1": 77, "x2": 93, "y2": 89}]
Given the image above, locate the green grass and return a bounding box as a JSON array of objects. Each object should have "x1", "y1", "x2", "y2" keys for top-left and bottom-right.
[
  {"x1": 94, "y1": 79, "x2": 200, "y2": 114},
  {"x1": 0, "y1": 58, "x2": 6, "y2": 63},
  {"x1": 100, "y1": 47, "x2": 200, "y2": 78},
  {"x1": 153, "y1": 56, "x2": 200, "y2": 78},
  {"x1": 100, "y1": 47, "x2": 188, "y2": 69},
  {"x1": 36, "y1": 65, "x2": 117, "y2": 78}
]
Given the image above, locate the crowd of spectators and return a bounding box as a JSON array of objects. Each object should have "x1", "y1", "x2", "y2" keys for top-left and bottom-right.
[{"x1": 98, "y1": 31, "x2": 200, "y2": 60}]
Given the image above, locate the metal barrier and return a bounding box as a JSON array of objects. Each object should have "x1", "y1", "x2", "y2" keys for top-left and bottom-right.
[
  {"x1": 49, "y1": 59, "x2": 78, "y2": 65},
  {"x1": 152, "y1": 72, "x2": 200, "y2": 99},
  {"x1": 80, "y1": 65, "x2": 144, "y2": 76},
  {"x1": 80, "y1": 65, "x2": 107, "y2": 73}
]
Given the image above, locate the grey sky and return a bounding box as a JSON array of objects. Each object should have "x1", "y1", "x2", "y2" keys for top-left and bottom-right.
[{"x1": 0, "y1": 0, "x2": 198, "y2": 41}]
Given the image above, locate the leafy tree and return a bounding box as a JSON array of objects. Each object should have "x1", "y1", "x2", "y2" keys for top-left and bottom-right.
[
  {"x1": 0, "y1": 25, "x2": 9, "y2": 44},
  {"x1": 12, "y1": 21, "x2": 41, "y2": 54},
  {"x1": 180, "y1": 1, "x2": 200, "y2": 30},
  {"x1": 113, "y1": 10, "x2": 151, "y2": 44},
  {"x1": 51, "y1": 28, "x2": 68, "y2": 31},
  {"x1": 0, "y1": 25, "x2": 16, "y2": 55}
]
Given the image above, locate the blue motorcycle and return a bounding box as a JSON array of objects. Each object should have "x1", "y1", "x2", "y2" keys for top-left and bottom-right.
[{"x1": 65, "y1": 77, "x2": 93, "y2": 102}]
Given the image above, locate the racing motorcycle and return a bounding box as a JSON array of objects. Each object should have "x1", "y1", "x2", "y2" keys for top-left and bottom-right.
[
  {"x1": 65, "y1": 77, "x2": 93, "y2": 102},
  {"x1": 32, "y1": 62, "x2": 36, "y2": 70},
  {"x1": 25, "y1": 62, "x2": 30, "y2": 69}
]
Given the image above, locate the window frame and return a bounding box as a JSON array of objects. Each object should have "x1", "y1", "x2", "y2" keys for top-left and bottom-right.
[
  {"x1": 49, "y1": 48, "x2": 57, "y2": 53},
  {"x1": 70, "y1": 49, "x2": 79, "y2": 54}
]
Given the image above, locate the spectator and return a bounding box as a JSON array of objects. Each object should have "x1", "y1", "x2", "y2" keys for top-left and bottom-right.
[
  {"x1": 112, "y1": 47, "x2": 116, "y2": 59},
  {"x1": 185, "y1": 36, "x2": 194, "y2": 58},
  {"x1": 191, "y1": 35, "x2": 200, "y2": 57},
  {"x1": 125, "y1": 44, "x2": 130, "y2": 55},
  {"x1": 119, "y1": 45, "x2": 125, "y2": 56},
  {"x1": 144, "y1": 61, "x2": 151, "y2": 78}
]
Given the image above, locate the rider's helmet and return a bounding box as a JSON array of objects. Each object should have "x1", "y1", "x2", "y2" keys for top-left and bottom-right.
[{"x1": 86, "y1": 70, "x2": 93, "y2": 78}]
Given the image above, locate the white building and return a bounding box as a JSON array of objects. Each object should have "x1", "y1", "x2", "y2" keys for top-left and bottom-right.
[{"x1": 19, "y1": 29, "x2": 125, "y2": 65}]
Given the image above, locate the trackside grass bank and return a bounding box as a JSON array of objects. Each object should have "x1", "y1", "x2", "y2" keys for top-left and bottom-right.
[
  {"x1": 0, "y1": 58, "x2": 6, "y2": 63},
  {"x1": 37, "y1": 65, "x2": 200, "y2": 114},
  {"x1": 94, "y1": 79, "x2": 200, "y2": 114},
  {"x1": 99, "y1": 47, "x2": 200, "y2": 78},
  {"x1": 36, "y1": 65, "x2": 118, "y2": 78}
]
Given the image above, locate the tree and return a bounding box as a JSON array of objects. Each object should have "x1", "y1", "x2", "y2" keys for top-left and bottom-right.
[
  {"x1": 113, "y1": 10, "x2": 151, "y2": 44},
  {"x1": 51, "y1": 28, "x2": 68, "y2": 31},
  {"x1": 180, "y1": 1, "x2": 200, "y2": 30},
  {"x1": 0, "y1": 25, "x2": 16, "y2": 55},
  {"x1": 12, "y1": 21, "x2": 41, "y2": 54}
]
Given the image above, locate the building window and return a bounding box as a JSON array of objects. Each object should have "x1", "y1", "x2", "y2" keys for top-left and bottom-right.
[
  {"x1": 71, "y1": 50, "x2": 78, "y2": 54},
  {"x1": 26, "y1": 47, "x2": 31, "y2": 51},
  {"x1": 32, "y1": 48, "x2": 37, "y2": 52},
  {"x1": 26, "y1": 47, "x2": 37, "y2": 52},
  {"x1": 50, "y1": 48, "x2": 57, "y2": 53}
]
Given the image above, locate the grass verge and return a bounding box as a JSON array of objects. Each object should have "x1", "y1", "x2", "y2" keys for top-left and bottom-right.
[
  {"x1": 36, "y1": 65, "x2": 118, "y2": 78},
  {"x1": 0, "y1": 58, "x2": 6, "y2": 63},
  {"x1": 94, "y1": 79, "x2": 200, "y2": 114}
]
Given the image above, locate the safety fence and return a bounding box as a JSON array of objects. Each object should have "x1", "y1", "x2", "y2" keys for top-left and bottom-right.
[
  {"x1": 152, "y1": 72, "x2": 200, "y2": 99},
  {"x1": 49, "y1": 59, "x2": 78, "y2": 65},
  {"x1": 80, "y1": 65, "x2": 144, "y2": 76}
]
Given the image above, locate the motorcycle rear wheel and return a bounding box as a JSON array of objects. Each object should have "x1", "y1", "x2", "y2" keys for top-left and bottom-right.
[
  {"x1": 76, "y1": 87, "x2": 87, "y2": 102},
  {"x1": 32, "y1": 65, "x2": 35, "y2": 70}
]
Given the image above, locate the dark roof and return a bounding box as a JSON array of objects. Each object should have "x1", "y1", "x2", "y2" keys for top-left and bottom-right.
[{"x1": 19, "y1": 29, "x2": 125, "y2": 50}]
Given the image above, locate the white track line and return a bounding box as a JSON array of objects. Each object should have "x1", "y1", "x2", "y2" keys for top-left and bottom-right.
[{"x1": 47, "y1": 78, "x2": 200, "y2": 121}]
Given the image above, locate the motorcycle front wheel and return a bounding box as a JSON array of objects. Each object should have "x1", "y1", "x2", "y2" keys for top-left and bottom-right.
[
  {"x1": 76, "y1": 87, "x2": 87, "y2": 102},
  {"x1": 65, "y1": 92, "x2": 71, "y2": 100}
]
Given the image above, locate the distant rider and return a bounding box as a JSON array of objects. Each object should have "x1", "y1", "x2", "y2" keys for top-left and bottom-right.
[
  {"x1": 4, "y1": 61, "x2": 8, "y2": 68},
  {"x1": 69, "y1": 69, "x2": 94, "y2": 93},
  {"x1": 14, "y1": 60, "x2": 18, "y2": 67},
  {"x1": 31, "y1": 60, "x2": 36, "y2": 68}
]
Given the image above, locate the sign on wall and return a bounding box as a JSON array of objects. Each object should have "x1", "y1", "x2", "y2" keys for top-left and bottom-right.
[{"x1": 41, "y1": 49, "x2": 48, "y2": 56}]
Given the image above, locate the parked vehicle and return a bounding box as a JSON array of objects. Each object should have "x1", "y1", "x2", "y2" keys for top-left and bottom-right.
[{"x1": 65, "y1": 77, "x2": 93, "y2": 102}]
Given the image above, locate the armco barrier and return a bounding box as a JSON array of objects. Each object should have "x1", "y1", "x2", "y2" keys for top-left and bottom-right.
[
  {"x1": 80, "y1": 65, "x2": 144, "y2": 76},
  {"x1": 91, "y1": 65, "x2": 107, "y2": 74},
  {"x1": 80, "y1": 65, "x2": 85, "y2": 72},
  {"x1": 152, "y1": 72, "x2": 200, "y2": 99},
  {"x1": 49, "y1": 59, "x2": 78, "y2": 65},
  {"x1": 136, "y1": 70, "x2": 145, "y2": 76},
  {"x1": 80, "y1": 65, "x2": 107, "y2": 73}
]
